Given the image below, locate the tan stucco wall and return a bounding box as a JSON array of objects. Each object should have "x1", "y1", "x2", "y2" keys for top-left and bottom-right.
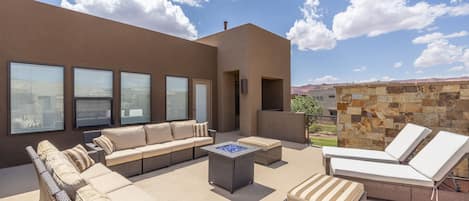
[{"x1": 197, "y1": 24, "x2": 291, "y2": 136}]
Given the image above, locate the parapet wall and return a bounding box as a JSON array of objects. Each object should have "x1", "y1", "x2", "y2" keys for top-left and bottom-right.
[{"x1": 335, "y1": 81, "x2": 469, "y2": 177}]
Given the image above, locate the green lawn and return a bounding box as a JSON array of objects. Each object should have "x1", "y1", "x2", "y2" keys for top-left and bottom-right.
[
  {"x1": 310, "y1": 136, "x2": 338, "y2": 147},
  {"x1": 309, "y1": 123, "x2": 337, "y2": 134}
]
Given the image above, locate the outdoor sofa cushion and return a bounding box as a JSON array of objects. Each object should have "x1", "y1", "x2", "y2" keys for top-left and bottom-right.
[
  {"x1": 238, "y1": 136, "x2": 281, "y2": 151},
  {"x1": 166, "y1": 138, "x2": 194, "y2": 152},
  {"x1": 102, "y1": 126, "x2": 146, "y2": 150},
  {"x1": 331, "y1": 158, "x2": 434, "y2": 187},
  {"x1": 105, "y1": 149, "x2": 143, "y2": 166},
  {"x1": 63, "y1": 144, "x2": 95, "y2": 172},
  {"x1": 37, "y1": 140, "x2": 60, "y2": 160},
  {"x1": 170, "y1": 120, "x2": 196, "y2": 140},
  {"x1": 322, "y1": 147, "x2": 397, "y2": 163},
  {"x1": 87, "y1": 172, "x2": 132, "y2": 194},
  {"x1": 93, "y1": 135, "x2": 115, "y2": 155},
  {"x1": 193, "y1": 137, "x2": 213, "y2": 147},
  {"x1": 135, "y1": 143, "x2": 173, "y2": 158},
  {"x1": 409, "y1": 131, "x2": 469, "y2": 182},
  {"x1": 75, "y1": 185, "x2": 111, "y2": 201},
  {"x1": 144, "y1": 123, "x2": 173, "y2": 145},
  {"x1": 384, "y1": 123, "x2": 432, "y2": 161},
  {"x1": 288, "y1": 173, "x2": 364, "y2": 201},
  {"x1": 107, "y1": 185, "x2": 155, "y2": 201},
  {"x1": 80, "y1": 163, "x2": 112, "y2": 183}
]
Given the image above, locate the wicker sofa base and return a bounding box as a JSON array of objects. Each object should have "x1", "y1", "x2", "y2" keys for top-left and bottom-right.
[
  {"x1": 142, "y1": 154, "x2": 171, "y2": 173},
  {"x1": 194, "y1": 146, "x2": 209, "y2": 158},
  {"x1": 255, "y1": 146, "x2": 282, "y2": 165},
  {"x1": 171, "y1": 148, "x2": 194, "y2": 164},
  {"x1": 108, "y1": 160, "x2": 142, "y2": 177}
]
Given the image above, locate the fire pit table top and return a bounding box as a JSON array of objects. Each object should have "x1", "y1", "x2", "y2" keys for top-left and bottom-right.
[{"x1": 202, "y1": 141, "x2": 260, "y2": 159}]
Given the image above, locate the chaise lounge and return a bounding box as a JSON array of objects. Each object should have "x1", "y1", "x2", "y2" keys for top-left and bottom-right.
[
  {"x1": 322, "y1": 123, "x2": 432, "y2": 174},
  {"x1": 329, "y1": 131, "x2": 469, "y2": 201}
]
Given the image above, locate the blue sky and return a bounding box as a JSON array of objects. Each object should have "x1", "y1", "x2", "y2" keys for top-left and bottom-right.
[{"x1": 38, "y1": 0, "x2": 469, "y2": 86}]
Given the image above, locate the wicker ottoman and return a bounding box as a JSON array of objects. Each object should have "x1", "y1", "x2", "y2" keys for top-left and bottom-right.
[
  {"x1": 288, "y1": 173, "x2": 366, "y2": 201},
  {"x1": 237, "y1": 136, "x2": 282, "y2": 165}
]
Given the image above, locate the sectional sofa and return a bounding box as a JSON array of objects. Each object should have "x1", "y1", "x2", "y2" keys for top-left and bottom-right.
[{"x1": 84, "y1": 120, "x2": 216, "y2": 177}]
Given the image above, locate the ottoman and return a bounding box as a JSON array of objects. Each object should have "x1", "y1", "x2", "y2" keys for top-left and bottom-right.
[
  {"x1": 237, "y1": 136, "x2": 282, "y2": 165},
  {"x1": 288, "y1": 173, "x2": 366, "y2": 201}
]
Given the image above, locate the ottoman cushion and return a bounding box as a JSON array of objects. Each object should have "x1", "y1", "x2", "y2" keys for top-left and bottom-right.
[{"x1": 238, "y1": 136, "x2": 281, "y2": 151}]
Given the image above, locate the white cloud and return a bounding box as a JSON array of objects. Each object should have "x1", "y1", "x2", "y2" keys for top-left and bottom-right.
[
  {"x1": 286, "y1": 0, "x2": 336, "y2": 51},
  {"x1": 412, "y1": 31, "x2": 468, "y2": 44},
  {"x1": 448, "y1": 66, "x2": 465, "y2": 71},
  {"x1": 61, "y1": 0, "x2": 198, "y2": 40},
  {"x1": 172, "y1": 0, "x2": 208, "y2": 7},
  {"x1": 451, "y1": 0, "x2": 464, "y2": 4},
  {"x1": 393, "y1": 62, "x2": 403, "y2": 68},
  {"x1": 353, "y1": 66, "x2": 367, "y2": 72},
  {"x1": 358, "y1": 76, "x2": 394, "y2": 83},
  {"x1": 332, "y1": 0, "x2": 469, "y2": 40},
  {"x1": 310, "y1": 75, "x2": 339, "y2": 84},
  {"x1": 414, "y1": 39, "x2": 465, "y2": 67},
  {"x1": 416, "y1": 70, "x2": 424, "y2": 74}
]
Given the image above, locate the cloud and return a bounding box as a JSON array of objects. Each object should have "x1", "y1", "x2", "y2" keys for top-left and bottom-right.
[
  {"x1": 172, "y1": 0, "x2": 208, "y2": 7},
  {"x1": 286, "y1": 0, "x2": 336, "y2": 51},
  {"x1": 310, "y1": 75, "x2": 339, "y2": 84},
  {"x1": 451, "y1": 0, "x2": 464, "y2": 4},
  {"x1": 412, "y1": 31, "x2": 468, "y2": 44},
  {"x1": 416, "y1": 70, "x2": 424, "y2": 74},
  {"x1": 353, "y1": 66, "x2": 367, "y2": 72},
  {"x1": 393, "y1": 62, "x2": 403, "y2": 68},
  {"x1": 358, "y1": 76, "x2": 394, "y2": 83},
  {"x1": 414, "y1": 39, "x2": 466, "y2": 68},
  {"x1": 448, "y1": 66, "x2": 465, "y2": 72},
  {"x1": 60, "y1": 0, "x2": 198, "y2": 40}
]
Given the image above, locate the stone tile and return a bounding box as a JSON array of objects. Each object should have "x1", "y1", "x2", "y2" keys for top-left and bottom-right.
[
  {"x1": 376, "y1": 87, "x2": 387, "y2": 95},
  {"x1": 447, "y1": 110, "x2": 464, "y2": 120},
  {"x1": 337, "y1": 102, "x2": 348, "y2": 111},
  {"x1": 452, "y1": 120, "x2": 469, "y2": 129},
  {"x1": 351, "y1": 115, "x2": 362, "y2": 123},
  {"x1": 377, "y1": 95, "x2": 393, "y2": 103},
  {"x1": 455, "y1": 100, "x2": 469, "y2": 111},
  {"x1": 422, "y1": 99, "x2": 437, "y2": 106},
  {"x1": 442, "y1": 85, "x2": 460, "y2": 92},
  {"x1": 351, "y1": 100, "x2": 365, "y2": 107},
  {"x1": 464, "y1": 112, "x2": 469, "y2": 120},
  {"x1": 341, "y1": 94, "x2": 352, "y2": 102},
  {"x1": 400, "y1": 103, "x2": 422, "y2": 113},
  {"x1": 385, "y1": 128, "x2": 400, "y2": 137},
  {"x1": 461, "y1": 84, "x2": 469, "y2": 89},
  {"x1": 347, "y1": 107, "x2": 362, "y2": 115},
  {"x1": 422, "y1": 106, "x2": 435, "y2": 113},
  {"x1": 388, "y1": 102, "x2": 399, "y2": 108},
  {"x1": 403, "y1": 86, "x2": 418, "y2": 93},
  {"x1": 387, "y1": 86, "x2": 403, "y2": 94},
  {"x1": 384, "y1": 118, "x2": 394, "y2": 129},
  {"x1": 438, "y1": 92, "x2": 460, "y2": 106}
]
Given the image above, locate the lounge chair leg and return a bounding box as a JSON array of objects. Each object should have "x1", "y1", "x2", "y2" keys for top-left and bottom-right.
[{"x1": 449, "y1": 172, "x2": 461, "y2": 192}]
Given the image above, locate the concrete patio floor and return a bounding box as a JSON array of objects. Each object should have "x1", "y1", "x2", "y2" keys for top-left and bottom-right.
[{"x1": 0, "y1": 131, "x2": 325, "y2": 201}]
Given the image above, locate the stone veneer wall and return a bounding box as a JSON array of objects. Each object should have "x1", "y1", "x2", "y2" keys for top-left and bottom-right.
[{"x1": 336, "y1": 81, "x2": 469, "y2": 177}]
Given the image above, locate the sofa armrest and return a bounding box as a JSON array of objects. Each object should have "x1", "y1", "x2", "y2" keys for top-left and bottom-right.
[
  {"x1": 208, "y1": 129, "x2": 217, "y2": 144},
  {"x1": 85, "y1": 143, "x2": 105, "y2": 164}
]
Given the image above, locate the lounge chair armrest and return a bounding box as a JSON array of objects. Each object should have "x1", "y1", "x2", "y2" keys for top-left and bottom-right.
[
  {"x1": 208, "y1": 129, "x2": 217, "y2": 143},
  {"x1": 85, "y1": 143, "x2": 105, "y2": 164}
]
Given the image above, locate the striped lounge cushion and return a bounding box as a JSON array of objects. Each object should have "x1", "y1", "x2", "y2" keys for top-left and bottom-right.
[
  {"x1": 193, "y1": 122, "x2": 209, "y2": 137},
  {"x1": 63, "y1": 144, "x2": 95, "y2": 172},
  {"x1": 93, "y1": 135, "x2": 115, "y2": 155},
  {"x1": 287, "y1": 173, "x2": 364, "y2": 201}
]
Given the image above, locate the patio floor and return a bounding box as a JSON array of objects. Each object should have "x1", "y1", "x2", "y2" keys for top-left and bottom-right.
[{"x1": 0, "y1": 131, "x2": 325, "y2": 201}]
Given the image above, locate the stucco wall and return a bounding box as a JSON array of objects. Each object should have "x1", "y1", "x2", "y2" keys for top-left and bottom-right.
[{"x1": 336, "y1": 82, "x2": 469, "y2": 177}]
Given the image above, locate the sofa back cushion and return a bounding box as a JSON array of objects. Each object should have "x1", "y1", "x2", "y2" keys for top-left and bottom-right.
[
  {"x1": 193, "y1": 122, "x2": 209, "y2": 137},
  {"x1": 170, "y1": 120, "x2": 196, "y2": 140},
  {"x1": 37, "y1": 140, "x2": 60, "y2": 161},
  {"x1": 144, "y1": 123, "x2": 173, "y2": 144},
  {"x1": 93, "y1": 135, "x2": 115, "y2": 155},
  {"x1": 102, "y1": 126, "x2": 146, "y2": 150}
]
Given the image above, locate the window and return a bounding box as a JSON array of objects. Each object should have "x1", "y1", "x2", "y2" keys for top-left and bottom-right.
[
  {"x1": 10, "y1": 62, "x2": 64, "y2": 134},
  {"x1": 166, "y1": 76, "x2": 188, "y2": 120},
  {"x1": 121, "y1": 72, "x2": 151, "y2": 125},
  {"x1": 74, "y1": 68, "x2": 113, "y2": 127}
]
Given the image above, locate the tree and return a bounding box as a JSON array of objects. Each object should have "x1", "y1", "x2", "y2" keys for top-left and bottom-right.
[{"x1": 291, "y1": 95, "x2": 322, "y2": 116}]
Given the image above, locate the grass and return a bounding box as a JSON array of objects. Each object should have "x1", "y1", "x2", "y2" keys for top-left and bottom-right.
[
  {"x1": 310, "y1": 136, "x2": 338, "y2": 147},
  {"x1": 309, "y1": 123, "x2": 337, "y2": 134}
]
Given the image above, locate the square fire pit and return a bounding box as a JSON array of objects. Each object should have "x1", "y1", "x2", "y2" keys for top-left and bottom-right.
[{"x1": 202, "y1": 141, "x2": 260, "y2": 193}]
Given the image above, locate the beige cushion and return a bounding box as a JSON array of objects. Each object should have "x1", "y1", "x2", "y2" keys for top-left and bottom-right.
[
  {"x1": 107, "y1": 185, "x2": 155, "y2": 201},
  {"x1": 105, "y1": 149, "x2": 142, "y2": 166},
  {"x1": 102, "y1": 126, "x2": 146, "y2": 150},
  {"x1": 193, "y1": 137, "x2": 213, "y2": 147},
  {"x1": 193, "y1": 122, "x2": 209, "y2": 137},
  {"x1": 288, "y1": 173, "x2": 364, "y2": 201},
  {"x1": 322, "y1": 146, "x2": 398, "y2": 163},
  {"x1": 384, "y1": 123, "x2": 432, "y2": 162},
  {"x1": 170, "y1": 120, "x2": 196, "y2": 140},
  {"x1": 144, "y1": 123, "x2": 174, "y2": 145},
  {"x1": 238, "y1": 136, "x2": 281, "y2": 151},
  {"x1": 37, "y1": 140, "x2": 60, "y2": 160},
  {"x1": 80, "y1": 163, "x2": 112, "y2": 183},
  {"x1": 52, "y1": 161, "x2": 87, "y2": 199},
  {"x1": 166, "y1": 139, "x2": 194, "y2": 152},
  {"x1": 135, "y1": 143, "x2": 173, "y2": 158},
  {"x1": 76, "y1": 185, "x2": 111, "y2": 201},
  {"x1": 88, "y1": 172, "x2": 131, "y2": 194},
  {"x1": 93, "y1": 135, "x2": 115, "y2": 155},
  {"x1": 63, "y1": 144, "x2": 95, "y2": 172}
]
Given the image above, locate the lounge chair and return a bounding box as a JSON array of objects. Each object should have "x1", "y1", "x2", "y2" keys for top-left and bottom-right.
[
  {"x1": 322, "y1": 123, "x2": 432, "y2": 174},
  {"x1": 330, "y1": 131, "x2": 469, "y2": 201}
]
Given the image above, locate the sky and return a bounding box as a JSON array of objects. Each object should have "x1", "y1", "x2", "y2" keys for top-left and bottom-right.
[{"x1": 37, "y1": 0, "x2": 469, "y2": 86}]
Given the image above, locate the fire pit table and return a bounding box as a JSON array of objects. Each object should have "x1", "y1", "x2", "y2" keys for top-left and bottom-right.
[{"x1": 202, "y1": 141, "x2": 260, "y2": 193}]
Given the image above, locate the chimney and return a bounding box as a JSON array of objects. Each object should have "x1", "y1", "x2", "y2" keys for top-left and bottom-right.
[{"x1": 224, "y1": 21, "x2": 228, "y2": 31}]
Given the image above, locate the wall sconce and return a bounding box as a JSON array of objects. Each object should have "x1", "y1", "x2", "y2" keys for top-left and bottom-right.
[{"x1": 241, "y1": 79, "x2": 248, "y2": 94}]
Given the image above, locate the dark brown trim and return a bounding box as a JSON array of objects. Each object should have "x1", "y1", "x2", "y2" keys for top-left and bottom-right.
[
  {"x1": 7, "y1": 61, "x2": 66, "y2": 136},
  {"x1": 164, "y1": 75, "x2": 191, "y2": 122},
  {"x1": 119, "y1": 71, "x2": 152, "y2": 125}
]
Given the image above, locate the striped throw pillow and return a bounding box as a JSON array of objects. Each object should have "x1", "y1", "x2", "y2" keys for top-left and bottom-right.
[
  {"x1": 193, "y1": 122, "x2": 209, "y2": 137},
  {"x1": 63, "y1": 144, "x2": 95, "y2": 172},
  {"x1": 93, "y1": 135, "x2": 115, "y2": 155}
]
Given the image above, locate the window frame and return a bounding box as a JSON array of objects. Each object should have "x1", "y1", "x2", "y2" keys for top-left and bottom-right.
[
  {"x1": 8, "y1": 61, "x2": 66, "y2": 135},
  {"x1": 120, "y1": 70, "x2": 152, "y2": 126},
  {"x1": 165, "y1": 75, "x2": 190, "y2": 121},
  {"x1": 73, "y1": 66, "x2": 114, "y2": 128}
]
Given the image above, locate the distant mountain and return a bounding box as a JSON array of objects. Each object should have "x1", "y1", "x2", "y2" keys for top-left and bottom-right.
[{"x1": 292, "y1": 76, "x2": 469, "y2": 95}]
